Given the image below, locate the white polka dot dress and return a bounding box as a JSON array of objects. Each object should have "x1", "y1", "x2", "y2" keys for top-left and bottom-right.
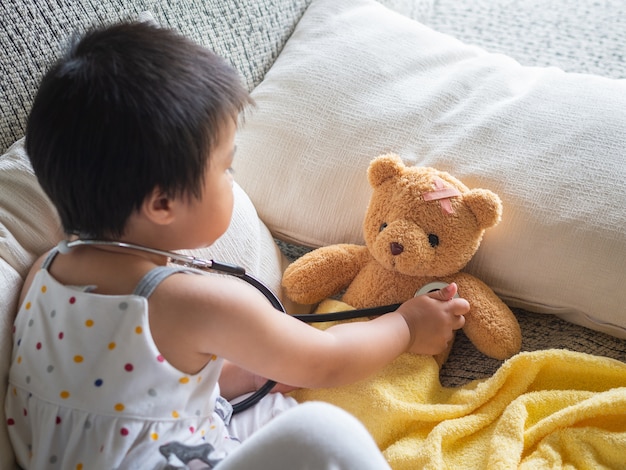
[{"x1": 6, "y1": 267, "x2": 239, "y2": 469}]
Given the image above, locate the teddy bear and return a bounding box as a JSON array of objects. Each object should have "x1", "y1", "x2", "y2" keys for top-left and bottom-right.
[{"x1": 282, "y1": 153, "x2": 521, "y2": 361}]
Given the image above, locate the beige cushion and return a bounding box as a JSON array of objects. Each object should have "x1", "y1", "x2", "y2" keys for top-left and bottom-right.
[
  {"x1": 0, "y1": 139, "x2": 285, "y2": 466},
  {"x1": 0, "y1": 260, "x2": 22, "y2": 469},
  {"x1": 233, "y1": 0, "x2": 626, "y2": 338},
  {"x1": 0, "y1": 139, "x2": 63, "y2": 468}
]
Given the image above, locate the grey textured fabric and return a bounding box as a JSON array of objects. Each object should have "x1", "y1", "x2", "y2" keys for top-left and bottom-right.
[
  {"x1": 0, "y1": 0, "x2": 312, "y2": 153},
  {"x1": 441, "y1": 310, "x2": 626, "y2": 387},
  {"x1": 427, "y1": 0, "x2": 626, "y2": 79}
]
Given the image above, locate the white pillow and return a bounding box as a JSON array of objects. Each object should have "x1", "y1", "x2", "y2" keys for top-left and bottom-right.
[
  {"x1": 0, "y1": 139, "x2": 63, "y2": 275},
  {"x1": 0, "y1": 139, "x2": 286, "y2": 467},
  {"x1": 233, "y1": 0, "x2": 626, "y2": 338}
]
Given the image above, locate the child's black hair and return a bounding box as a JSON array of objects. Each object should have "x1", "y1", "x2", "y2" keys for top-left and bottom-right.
[{"x1": 26, "y1": 21, "x2": 252, "y2": 238}]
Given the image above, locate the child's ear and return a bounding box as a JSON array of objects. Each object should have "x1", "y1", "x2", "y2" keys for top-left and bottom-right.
[{"x1": 142, "y1": 187, "x2": 176, "y2": 226}]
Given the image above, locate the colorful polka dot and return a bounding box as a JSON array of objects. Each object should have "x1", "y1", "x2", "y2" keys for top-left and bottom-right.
[
  {"x1": 47, "y1": 365, "x2": 54, "y2": 373},
  {"x1": 179, "y1": 377, "x2": 190, "y2": 384},
  {"x1": 7, "y1": 418, "x2": 15, "y2": 426},
  {"x1": 118, "y1": 302, "x2": 128, "y2": 311},
  {"x1": 36, "y1": 342, "x2": 42, "y2": 350},
  {"x1": 120, "y1": 427, "x2": 129, "y2": 436},
  {"x1": 23, "y1": 408, "x2": 27, "y2": 416},
  {"x1": 50, "y1": 309, "x2": 56, "y2": 318},
  {"x1": 74, "y1": 355, "x2": 84, "y2": 363},
  {"x1": 41, "y1": 285, "x2": 47, "y2": 293},
  {"x1": 156, "y1": 355, "x2": 164, "y2": 363},
  {"x1": 172, "y1": 411, "x2": 179, "y2": 418},
  {"x1": 60, "y1": 391, "x2": 70, "y2": 399},
  {"x1": 69, "y1": 297, "x2": 76, "y2": 304},
  {"x1": 17, "y1": 356, "x2": 22, "y2": 364},
  {"x1": 58, "y1": 332, "x2": 64, "y2": 340},
  {"x1": 108, "y1": 342, "x2": 116, "y2": 350},
  {"x1": 189, "y1": 426, "x2": 195, "y2": 434},
  {"x1": 114, "y1": 403, "x2": 125, "y2": 412},
  {"x1": 25, "y1": 302, "x2": 31, "y2": 310},
  {"x1": 151, "y1": 433, "x2": 159, "y2": 440},
  {"x1": 124, "y1": 363, "x2": 134, "y2": 372},
  {"x1": 76, "y1": 464, "x2": 84, "y2": 470},
  {"x1": 85, "y1": 319, "x2": 94, "y2": 328},
  {"x1": 148, "y1": 388, "x2": 157, "y2": 397},
  {"x1": 135, "y1": 326, "x2": 143, "y2": 334},
  {"x1": 56, "y1": 416, "x2": 62, "y2": 424},
  {"x1": 28, "y1": 319, "x2": 34, "y2": 327},
  {"x1": 94, "y1": 379, "x2": 103, "y2": 387}
]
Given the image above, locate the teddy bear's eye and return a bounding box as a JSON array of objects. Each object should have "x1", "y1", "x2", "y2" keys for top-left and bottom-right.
[
  {"x1": 428, "y1": 234, "x2": 439, "y2": 248},
  {"x1": 379, "y1": 223, "x2": 388, "y2": 232}
]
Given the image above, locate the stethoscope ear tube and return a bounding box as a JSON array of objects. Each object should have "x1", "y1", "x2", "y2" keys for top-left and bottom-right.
[{"x1": 292, "y1": 303, "x2": 401, "y2": 323}]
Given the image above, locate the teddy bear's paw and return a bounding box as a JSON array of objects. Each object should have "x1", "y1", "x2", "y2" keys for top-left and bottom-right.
[{"x1": 282, "y1": 244, "x2": 371, "y2": 304}]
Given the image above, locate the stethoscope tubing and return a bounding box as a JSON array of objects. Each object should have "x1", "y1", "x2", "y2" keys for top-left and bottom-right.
[{"x1": 57, "y1": 239, "x2": 399, "y2": 413}]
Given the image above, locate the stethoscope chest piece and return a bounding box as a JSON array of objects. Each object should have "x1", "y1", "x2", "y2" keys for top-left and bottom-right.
[{"x1": 414, "y1": 282, "x2": 460, "y2": 298}]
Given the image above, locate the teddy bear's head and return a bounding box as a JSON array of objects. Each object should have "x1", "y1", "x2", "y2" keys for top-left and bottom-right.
[{"x1": 364, "y1": 154, "x2": 502, "y2": 278}]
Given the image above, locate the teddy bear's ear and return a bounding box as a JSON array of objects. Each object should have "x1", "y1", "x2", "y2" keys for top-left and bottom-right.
[
  {"x1": 463, "y1": 189, "x2": 503, "y2": 229},
  {"x1": 367, "y1": 153, "x2": 405, "y2": 188}
]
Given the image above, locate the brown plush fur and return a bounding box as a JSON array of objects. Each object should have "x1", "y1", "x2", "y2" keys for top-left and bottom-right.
[{"x1": 282, "y1": 154, "x2": 521, "y2": 360}]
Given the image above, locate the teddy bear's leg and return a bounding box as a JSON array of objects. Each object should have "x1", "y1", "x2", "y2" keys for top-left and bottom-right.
[{"x1": 452, "y1": 273, "x2": 522, "y2": 360}]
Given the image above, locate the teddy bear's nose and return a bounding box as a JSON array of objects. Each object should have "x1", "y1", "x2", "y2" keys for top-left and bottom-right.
[{"x1": 390, "y1": 242, "x2": 404, "y2": 255}]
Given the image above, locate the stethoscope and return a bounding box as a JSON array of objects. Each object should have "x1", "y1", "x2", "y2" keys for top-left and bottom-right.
[{"x1": 57, "y1": 239, "x2": 450, "y2": 413}]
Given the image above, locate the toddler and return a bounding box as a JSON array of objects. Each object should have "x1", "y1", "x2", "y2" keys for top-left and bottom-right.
[{"x1": 5, "y1": 21, "x2": 468, "y2": 469}]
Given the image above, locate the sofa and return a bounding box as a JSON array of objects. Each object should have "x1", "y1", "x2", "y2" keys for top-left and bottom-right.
[{"x1": 1, "y1": 0, "x2": 625, "y2": 468}]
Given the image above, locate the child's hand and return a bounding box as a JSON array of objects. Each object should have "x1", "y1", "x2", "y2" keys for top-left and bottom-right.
[{"x1": 396, "y1": 283, "x2": 469, "y2": 356}]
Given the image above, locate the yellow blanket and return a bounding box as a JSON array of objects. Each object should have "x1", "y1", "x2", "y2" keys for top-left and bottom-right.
[{"x1": 291, "y1": 300, "x2": 626, "y2": 469}]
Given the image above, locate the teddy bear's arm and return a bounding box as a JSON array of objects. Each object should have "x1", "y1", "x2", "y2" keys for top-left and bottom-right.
[
  {"x1": 282, "y1": 244, "x2": 372, "y2": 305},
  {"x1": 448, "y1": 272, "x2": 522, "y2": 360}
]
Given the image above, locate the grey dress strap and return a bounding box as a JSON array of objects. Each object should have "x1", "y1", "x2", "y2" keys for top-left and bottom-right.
[
  {"x1": 133, "y1": 265, "x2": 198, "y2": 298},
  {"x1": 41, "y1": 247, "x2": 60, "y2": 270}
]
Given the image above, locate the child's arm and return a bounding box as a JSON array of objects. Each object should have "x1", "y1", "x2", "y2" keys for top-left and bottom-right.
[{"x1": 149, "y1": 274, "x2": 468, "y2": 390}]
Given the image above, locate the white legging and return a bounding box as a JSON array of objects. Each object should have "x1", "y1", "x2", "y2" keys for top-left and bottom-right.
[{"x1": 218, "y1": 401, "x2": 391, "y2": 469}]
